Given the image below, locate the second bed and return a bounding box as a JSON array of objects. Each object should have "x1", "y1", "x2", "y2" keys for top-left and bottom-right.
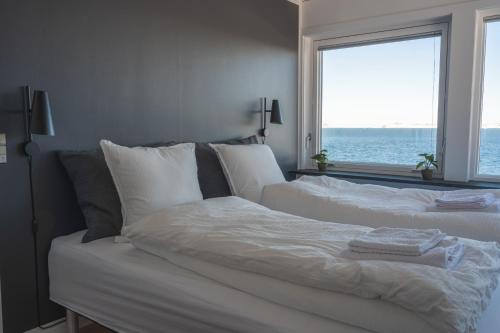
[{"x1": 262, "y1": 175, "x2": 500, "y2": 242}]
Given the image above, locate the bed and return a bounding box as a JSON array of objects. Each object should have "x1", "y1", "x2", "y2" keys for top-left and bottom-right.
[
  {"x1": 50, "y1": 229, "x2": 500, "y2": 333},
  {"x1": 261, "y1": 176, "x2": 500, "y2": 243},
  {"x1": 51, "y1": 142, "x2": 500, "y2": 333}
]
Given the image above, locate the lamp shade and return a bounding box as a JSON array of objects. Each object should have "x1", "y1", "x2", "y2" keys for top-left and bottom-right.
[
  {"x1": 30, "y1": 90, "x2": 55, "y2": 136},
  {"x1": 270, "y1": 99, "x2": 283, "y2": 124}
]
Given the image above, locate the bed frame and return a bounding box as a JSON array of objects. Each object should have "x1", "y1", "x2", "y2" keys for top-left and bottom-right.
[
  {"x1": 66, "y1": 310, "x2": 78, "y2": 333},
  {"x1": 66, "y1": 309, "x2": 113, "y2": 333}
]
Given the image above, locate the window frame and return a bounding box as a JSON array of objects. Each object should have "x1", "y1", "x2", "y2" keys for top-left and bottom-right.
[
  {"x1": 311, "y1": 23, "x2": 449, "y2": 177},
  {"x1": 470, "y1": 11, "x2": 500, "y2": 181}
]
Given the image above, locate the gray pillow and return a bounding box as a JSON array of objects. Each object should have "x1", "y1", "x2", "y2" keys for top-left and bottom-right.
[
  {"x1": 59, "y1": 136, "x2": 258, "y2": 243},
  {"x1": 59, "y1": 150, "x2": 123, "y2": 243}
]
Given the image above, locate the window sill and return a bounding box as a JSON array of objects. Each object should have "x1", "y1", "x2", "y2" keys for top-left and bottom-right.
[{"x1": 289, "y1": 169, "x2": 500, "y2": 190}]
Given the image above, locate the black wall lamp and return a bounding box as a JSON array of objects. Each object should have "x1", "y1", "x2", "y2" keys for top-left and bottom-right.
[
  {"x1": 259, "y1": 97, "x2": 283, "y2": 142},
  {"x1": 24, "y1": 86, "x2": 55, "y2": 154},
  {"x1": 23, "y1": 85, "x2": 55, "y2": 328}
]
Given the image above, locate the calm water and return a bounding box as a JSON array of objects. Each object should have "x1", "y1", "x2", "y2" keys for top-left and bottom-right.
[{"x1": 322, "y1": 128, "x2": 500, "y2": 175}]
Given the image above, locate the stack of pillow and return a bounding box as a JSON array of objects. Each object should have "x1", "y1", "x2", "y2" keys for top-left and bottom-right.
[{"x1": 59, "y1": 136, "x2": 286, "y2": 243}]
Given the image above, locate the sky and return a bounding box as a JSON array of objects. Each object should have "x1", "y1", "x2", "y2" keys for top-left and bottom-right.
[
  {"x1": 321, "y1": 21, "x2": 500, "y2": 129},
  {"x1": 481, "y1": 20, "x2": 500, "y2": 128}
]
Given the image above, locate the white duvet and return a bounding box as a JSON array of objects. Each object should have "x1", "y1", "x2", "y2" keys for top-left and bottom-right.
[
  {"x1": 261, "y1": 176, "x2": 500, "y2": 242},
  {"x1": 124, "y1": 197, "x2": 500, "y2": 333}
]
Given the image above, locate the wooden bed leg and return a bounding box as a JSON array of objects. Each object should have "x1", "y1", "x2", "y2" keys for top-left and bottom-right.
[{"x1": 66, "y1": 309, "x2": 79, "y2": 333}]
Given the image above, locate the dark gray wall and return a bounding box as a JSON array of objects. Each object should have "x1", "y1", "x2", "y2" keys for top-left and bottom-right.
[{"x1": 0, "y1": 0, "x2": 298, "y2": 331}]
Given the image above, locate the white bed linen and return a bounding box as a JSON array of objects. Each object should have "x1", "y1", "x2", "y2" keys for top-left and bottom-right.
[
  {"x1": 261, "y1": 176, "x2": 500, "y2": 242},
  {"x1": 161, "y1": 251, "x2": 438, "y2": 333},
  {"x1": 50, "y1": 231, "x2": 500, "y2": 333},
  {"x1": 164, "y1": 251, "x2": 500, "y2": 333},
  {"x1": 49, "y1": 231, "x2": 368, "y2": 333},
  {"x1": 124, "y1": 197, "x2": 500, "y2": 333}
]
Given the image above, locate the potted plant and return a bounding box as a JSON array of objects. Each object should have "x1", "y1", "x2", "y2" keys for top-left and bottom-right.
[
  {"x1": 416, "y1": 153, "x2": 438, "y2": 180},
  {"x1": 311, "y1": 149, "x2": 329, "y2": 171}
]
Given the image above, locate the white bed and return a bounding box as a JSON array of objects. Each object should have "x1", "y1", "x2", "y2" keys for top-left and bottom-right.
[
  {"x1": 50, "y1": 230, "x2": 500, "y2": 333},
  {"x1": 262, "y1": 176, "x2": 500, "y2": 243}
]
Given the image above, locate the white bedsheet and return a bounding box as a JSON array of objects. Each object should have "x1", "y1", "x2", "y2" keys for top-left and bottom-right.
[
  {"x1": 261, "y1": 176, "x2": 500, "y2": 242},
  {"x1": 124, "y1": 197, "x2": 500, "y2": 333},
  {"x1": 50, "y1": 230, "x2": 500, "y2": 333},
  {"x1": 49, "y1": 231, "x2": 368, "y2": 333}
]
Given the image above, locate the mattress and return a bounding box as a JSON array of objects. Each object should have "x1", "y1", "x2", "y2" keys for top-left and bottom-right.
[
  {"x1": 261, "y1": 176, "x2": 500, "y2": 242},
  {"x1": 49, "y1": 231, "x2": 500, "y2": 333}
]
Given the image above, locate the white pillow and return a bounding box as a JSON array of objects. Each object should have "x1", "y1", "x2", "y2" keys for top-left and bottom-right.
[
  {"x1": 100, "y1": 140, "x2": 203, "y2": 228},
  {"x1": 209, "y1": 144, "x2": 285, "y2": 203}
]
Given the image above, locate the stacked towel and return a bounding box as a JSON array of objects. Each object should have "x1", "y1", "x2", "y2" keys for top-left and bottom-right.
[
  {"x1": 348, "y1": 227, "x2": 445, "y2": 256},
  {"x1": 342, "y1": 227, "x2": 464, "y2": 269},
  {"x1": 343, "y1": 238, "x2": 464, "y2": 269},
  {"x1": 435, "y1": 192, "x2": 496, "y2": 209},
  {"x1": 426, "y1": 203, "x2": 500, "y2": 213}
]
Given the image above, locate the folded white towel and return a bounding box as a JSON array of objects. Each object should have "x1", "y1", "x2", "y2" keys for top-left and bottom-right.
[
  {"x1": 436, "y1": 201, "x2": 495, "y2": 209},
  {"x1": 435, "y1": 192, "x2": 495, "y2": 205},
  {"x1": 342, "y1": 237, "x2": 464, "y2": 269},
  {"x1": 426, "y1": 202, "x2": 500, "y2": 213},
  {"x1": 348, "y1": 227, "x2": 446, "y2": 256}
]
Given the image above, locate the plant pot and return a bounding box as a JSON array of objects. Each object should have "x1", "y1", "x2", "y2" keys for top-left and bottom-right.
[
  {"x1": 421, "y1": 169, "x2": 434, "y2": 181},
  {"x1": 317, "y1": 163, "x2": 328, "y2": 171}
]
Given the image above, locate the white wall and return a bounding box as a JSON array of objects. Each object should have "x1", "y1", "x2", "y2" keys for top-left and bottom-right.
[
  {"x1": 299, "y1": 0, "x2": 500, "y2": 181},
  {"x1": 302, "y1": 0, "x2": 479, "y2": 28}
]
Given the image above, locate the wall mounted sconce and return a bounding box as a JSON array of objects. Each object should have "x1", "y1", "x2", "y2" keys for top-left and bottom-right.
[
  {"x1": 23, "y1": 85, "x2": 55, "y2": 328},
  {"x1": 259, "y1": 97, "x2": 283, "y2": 142},
  {"x1": 24, "y1": 86, "x2": 55, "y2": 155}
]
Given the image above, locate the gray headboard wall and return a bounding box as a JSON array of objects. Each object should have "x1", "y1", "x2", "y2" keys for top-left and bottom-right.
[{"x1": 0, "y1": 0, "x2": 298, "y2": 331}]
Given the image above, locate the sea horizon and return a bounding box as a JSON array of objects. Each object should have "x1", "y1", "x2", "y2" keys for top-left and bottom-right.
[
  {"x1": 322, "y1": 126, "x2": 500, "y2": 129},
  {"x1": 322, "y1": 127, "x2": 500, "y2": 175}
]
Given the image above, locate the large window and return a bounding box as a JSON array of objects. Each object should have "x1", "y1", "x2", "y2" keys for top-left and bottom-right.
[
  {"x1": 314, "y1": 24, "x2": 448, "y2": 174},
  {"x1": 477, "y1": 19, "x2": 500, "y2": 176}
]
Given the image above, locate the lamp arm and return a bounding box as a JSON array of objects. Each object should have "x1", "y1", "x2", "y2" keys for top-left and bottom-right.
[
  {"x1": 23, "y1": 86, "x2": 32, "y2": 142},
  {"x1": 261, "y1": 98, "x2": 267, "y2": 130},
  {"x1": 23, "y1": 86, "x2": 42, "y2": 156},
  {"x1": 259, "y1": 97, "x2": 271, "y2": 138}
]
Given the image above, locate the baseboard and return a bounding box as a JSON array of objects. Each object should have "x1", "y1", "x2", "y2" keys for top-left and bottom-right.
[
  {"x1": 24, "y1": 317, "x2": 92, "y2": 333},
  {"x1": 24, "y1": 321, "x2": 66, "y2": 333}
]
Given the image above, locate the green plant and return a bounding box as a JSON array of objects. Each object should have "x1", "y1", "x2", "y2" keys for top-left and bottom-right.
[
  {"x1": 311, "y1": 149, "x2": 329, "y2": 164},
  {"x1": 416, "y1": 153, "x2": 438, "y2": 170}
]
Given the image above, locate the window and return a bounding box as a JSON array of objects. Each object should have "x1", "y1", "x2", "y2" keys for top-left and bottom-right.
[
  {"x1": 477, "y1": 19, "x2": 500, "y2": 177},
  {"x1": 313, "y1": 24, "x2": 448, "y2": 174}
]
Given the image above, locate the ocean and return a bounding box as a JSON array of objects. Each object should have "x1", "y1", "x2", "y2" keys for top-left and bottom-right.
[{"x1": 321, "y1": 128, "x2": 500, "y2": 175}]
